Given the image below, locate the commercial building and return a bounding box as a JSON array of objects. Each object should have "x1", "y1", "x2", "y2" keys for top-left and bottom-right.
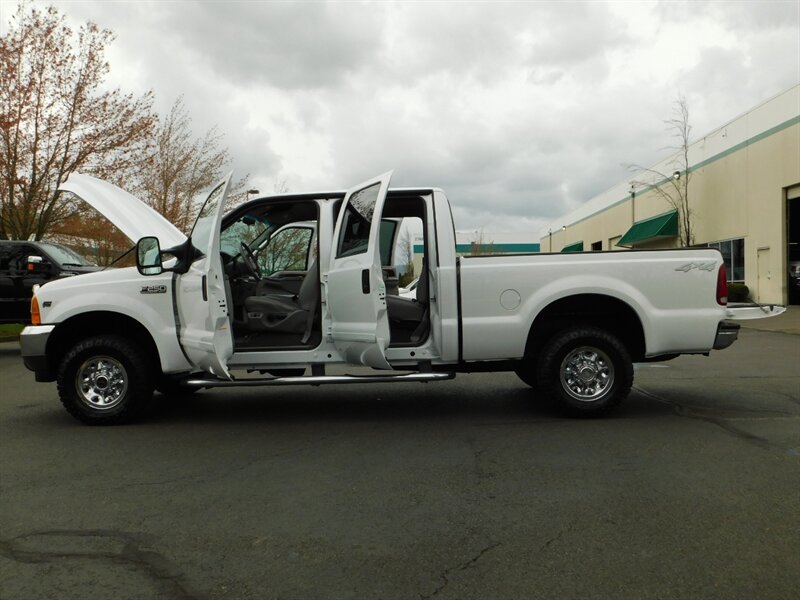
[{"x1": 541, "y1": 85, "x2": 800, "y2": 305}]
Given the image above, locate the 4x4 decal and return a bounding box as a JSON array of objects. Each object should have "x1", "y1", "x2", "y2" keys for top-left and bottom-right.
[{"x1": 675, "y1": 261, "x2": 716, "y2": 272}]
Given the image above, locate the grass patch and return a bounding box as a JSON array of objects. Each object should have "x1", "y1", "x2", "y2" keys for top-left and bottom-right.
[{"x1": 0, "y1": 323, "x2": 25, "y2": 337}]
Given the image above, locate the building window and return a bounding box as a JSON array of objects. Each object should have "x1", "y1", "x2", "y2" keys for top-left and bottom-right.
[
  {"x1": 708, "y1": 238, "x2": 744, "y2": 282},
  {"x1": 591, "y1": 241, "x2": 602, "y2": 251}
]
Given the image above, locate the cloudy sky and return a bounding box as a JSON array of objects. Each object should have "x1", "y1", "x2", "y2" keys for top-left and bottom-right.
[{"x1": 2, "y1": 0, "x2": 799, "y2": 235}]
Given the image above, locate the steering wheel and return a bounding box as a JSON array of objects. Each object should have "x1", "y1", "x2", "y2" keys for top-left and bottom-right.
[{"x1": 239, "y1": 242, "x2": 262, "y2": 279}]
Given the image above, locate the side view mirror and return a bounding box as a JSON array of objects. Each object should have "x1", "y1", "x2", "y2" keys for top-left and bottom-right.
[
  {"x1": 26, "y1": 255, "x2": 49, "y2": 272},
  {"x1": 136, "y1": 236, "x2": 163, "y2": 276}
]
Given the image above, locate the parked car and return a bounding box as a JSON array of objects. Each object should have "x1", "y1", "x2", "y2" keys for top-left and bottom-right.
[{"x1": 0, "y1": 240, "x2": 99, "y2": 323}]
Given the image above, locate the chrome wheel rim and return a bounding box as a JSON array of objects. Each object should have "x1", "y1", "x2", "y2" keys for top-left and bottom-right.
[
  {"x1": 559, "y1": 346, "x2": 614, "y2": 402},
  {"x1": 75, "y1": 356, "x2": 128, "y2": 410}
]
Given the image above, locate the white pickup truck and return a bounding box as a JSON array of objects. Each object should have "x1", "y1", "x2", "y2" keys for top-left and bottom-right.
[{"x1": 20, "y1": 171, "x2": 779, "y2": 424}]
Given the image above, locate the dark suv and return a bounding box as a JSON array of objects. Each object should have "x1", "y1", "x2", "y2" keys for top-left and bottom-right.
[{"x1": 0, "y1": 241, "x2": 101, "y2": 323}]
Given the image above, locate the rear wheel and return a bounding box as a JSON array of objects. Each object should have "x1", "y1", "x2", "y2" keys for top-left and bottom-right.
[
  {"x1": 536, "y1": 326, "x2": 632, "y2": 416},
  {"x1": 57, "y1": 335, "x2": 154, "y2": 425}
]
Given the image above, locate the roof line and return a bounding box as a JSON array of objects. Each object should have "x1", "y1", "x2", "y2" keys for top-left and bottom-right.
[{"x1": 557, "y1": 114, "x2": 799, "y2": 231}]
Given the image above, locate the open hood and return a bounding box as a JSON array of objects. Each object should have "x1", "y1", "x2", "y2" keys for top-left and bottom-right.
[{"x1": 59, "y1": 174, "x2": 187, "y2": 249}]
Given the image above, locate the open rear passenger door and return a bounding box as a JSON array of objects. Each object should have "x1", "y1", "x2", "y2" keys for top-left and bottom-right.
[
  {"x1": 327, "y1": 172, "x2": 393, "y2": 368},
  {"x1": 176, "y1": 174, "x2": 234, "y2": 379}
]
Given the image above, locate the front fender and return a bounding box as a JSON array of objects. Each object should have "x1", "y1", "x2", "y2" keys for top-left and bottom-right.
[{"x1": 39, "y1": 269, "x2": 191, "y2": 373}]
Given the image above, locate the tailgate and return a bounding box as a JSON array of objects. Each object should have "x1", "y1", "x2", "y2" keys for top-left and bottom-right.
[{"x1": 725, "y1": 303, "x2": 786, "y2": 320}]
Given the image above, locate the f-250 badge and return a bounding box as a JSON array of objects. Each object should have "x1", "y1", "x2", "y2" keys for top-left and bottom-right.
[
  {"x1": 675, "y1": 262, "x2": 716, "y2": 272},
  {"x1": 140, "y1": 285, "x2": 167, "y2": 294}
]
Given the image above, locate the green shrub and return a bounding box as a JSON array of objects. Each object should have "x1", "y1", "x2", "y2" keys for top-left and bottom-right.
[{"x1": 399, "y1": 267, "x2": 416, "y2": 288}]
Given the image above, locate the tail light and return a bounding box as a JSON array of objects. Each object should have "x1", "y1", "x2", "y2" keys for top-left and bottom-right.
[
  {"x1": 31, "y1": 295, "x2": 41, "y2": 325},
  {"x1": 716, "y1": 264, "x2": 728, "y2": 306}
]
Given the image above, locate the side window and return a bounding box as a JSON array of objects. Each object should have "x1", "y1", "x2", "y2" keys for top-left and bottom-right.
[
  {"x1": 337, "y1": 182, "x2": 380, "y2": 258},
  {"x1": 2, "y1": 245, "x2": 29, "y2": 272},
  {"x1": 0, "y1": 245, "x2": 13, "y2": 273},
  {"x1": 260, "y1": 227, "x2": 313, "y2": 276}
]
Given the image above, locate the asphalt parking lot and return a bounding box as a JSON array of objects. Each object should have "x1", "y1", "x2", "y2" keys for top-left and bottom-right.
[{"x1": 1, "y1": 327, "x2": 798, "y2": 600}]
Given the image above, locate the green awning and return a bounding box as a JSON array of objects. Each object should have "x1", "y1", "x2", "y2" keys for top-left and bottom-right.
[
  {"x1": 561, "y1": 241, "x2": 584, "y2": 253},
  {"x1": 617, "y1": 210, "x2": 678, "y2": 247}
]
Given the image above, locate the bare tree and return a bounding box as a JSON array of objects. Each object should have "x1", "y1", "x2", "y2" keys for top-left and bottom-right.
[
  {"x1": 0, "y1": 4, "x2": 155, "y2": 240},
  {"x1": 273, "y1": 178, "x2": 290, "y2": 194},
  {"x1": 629, "y1": 96, "x2": 693, "y2": 246},
  {"x1": 469, "y1": 228, "x2": 495, "y2": 255}
]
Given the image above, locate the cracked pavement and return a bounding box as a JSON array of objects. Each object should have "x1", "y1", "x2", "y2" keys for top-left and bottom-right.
[{"x1": 1, "y1": 328, "x2": 798, "y2": 599}]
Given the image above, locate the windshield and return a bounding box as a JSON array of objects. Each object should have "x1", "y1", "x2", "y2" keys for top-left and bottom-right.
[
  {"x1": 38, "y1": 243, "x2": 94, "y2": 266},
  {"x1": 220, "y1": 215, "x2": 274, "y2": 257}
]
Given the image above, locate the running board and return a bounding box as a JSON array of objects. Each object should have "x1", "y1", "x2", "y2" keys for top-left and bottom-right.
[{"x1": 184, "y1": 371, "x2": 455, "y2": 389}]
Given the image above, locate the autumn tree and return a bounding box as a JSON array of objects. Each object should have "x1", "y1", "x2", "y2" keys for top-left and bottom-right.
[
  {"x1": 629, "y1": 96, "x2": 694, "y2": 247},
  {"x1": 50, "y1": 206, "x2": 132, "y2": 266},
  {"x1": 134, "y1": 96, "x2": 232, "y2": 232},
  {"x1": 0, "y1": 4, "x2": 155, "y2": 240}
]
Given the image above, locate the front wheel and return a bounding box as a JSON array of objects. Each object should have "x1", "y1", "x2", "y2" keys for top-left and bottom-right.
[
  {"x1": 57, "y1": 335, "x2": 155, "y2": 425},
  {"x1": 536, "y1": 326, "x2": 633, "y2": 417}
]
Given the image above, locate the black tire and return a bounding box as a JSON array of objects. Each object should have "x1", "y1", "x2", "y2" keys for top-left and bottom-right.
[
  {"x1": 57, "y1": 335, "x2": 155, "y2": 425},
  {"x1": 536, "y1": 326, "x2": 633, "y2": 417}
]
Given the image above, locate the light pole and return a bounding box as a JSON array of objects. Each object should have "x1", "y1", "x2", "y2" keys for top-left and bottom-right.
[{"x1": 630, "y1": 183, "x2": 636, "y2": 224}]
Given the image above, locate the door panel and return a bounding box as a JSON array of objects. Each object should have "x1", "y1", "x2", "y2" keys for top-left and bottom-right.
[
  {"x1": 177, "y1": 174, "x2": 234, "y2": 378},
  {"x1": 327, "y1": 172, "x2": 393, "y2": 368}
]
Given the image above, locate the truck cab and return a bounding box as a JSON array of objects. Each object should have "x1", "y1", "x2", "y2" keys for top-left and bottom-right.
[{"x1": 0, "y1": 240, "x2": 100, "y2": 323}]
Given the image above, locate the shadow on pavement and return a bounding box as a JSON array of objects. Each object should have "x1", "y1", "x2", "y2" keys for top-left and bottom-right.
[{"x1": 141, "y1": 383, "x2": 674, "y2": 426}]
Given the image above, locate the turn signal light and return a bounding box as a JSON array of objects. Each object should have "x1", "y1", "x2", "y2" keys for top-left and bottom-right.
[
  {"x1": 716, "y1": 264, "x2": 728, "y2": 306},
  {"x1": 31, "y1": 295, "x2": 41, "y2": 325}
]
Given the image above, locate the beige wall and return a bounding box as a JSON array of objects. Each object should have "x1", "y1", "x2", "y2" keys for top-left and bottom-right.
[{"x1": 541, "y1": 118, "x2": 800, "y2": 304}]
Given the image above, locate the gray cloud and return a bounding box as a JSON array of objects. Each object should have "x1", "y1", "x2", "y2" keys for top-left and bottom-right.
[
  {"x1": 658, "y1": 0, "x2": 800, "y2": 32},
  {"x1": 8, "y1": 0, "x2": 800, "y2": 234},
  {"x1": 167, "y1": 3, "x2": 386, "y2": 90}
]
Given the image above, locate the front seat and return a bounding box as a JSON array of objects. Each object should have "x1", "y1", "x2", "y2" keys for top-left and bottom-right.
[
  {"x1": 386, "y1": 263, "x2": 428, "y2": 342},
  {"x1": 243, "y1": 258, "x2": 319, "y2": 343}
]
